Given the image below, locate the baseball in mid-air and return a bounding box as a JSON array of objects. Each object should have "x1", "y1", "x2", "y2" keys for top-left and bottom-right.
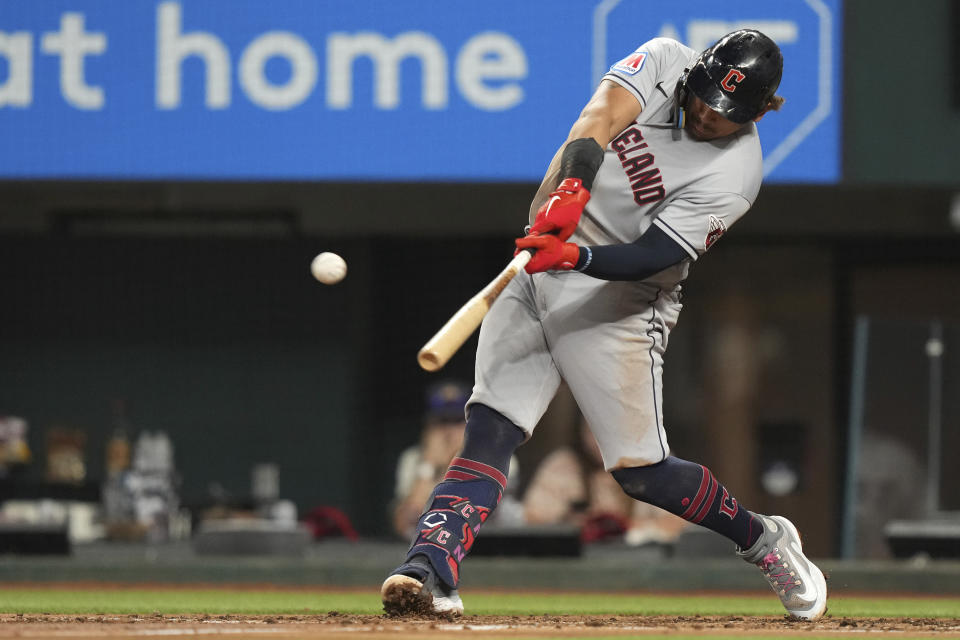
[{"x1": 310, "y1": 252, "x2": 347, "y2": 285}]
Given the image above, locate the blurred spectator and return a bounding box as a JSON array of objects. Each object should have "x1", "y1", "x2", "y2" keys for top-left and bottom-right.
[
  {"x1": 856, "y1": 431, "x2": 925, "y2": 558},
  {"x1": 523, "y1": 419, "x2": 688, "y2": 545},
  {"x1": 104, "y1": 429, "x2": 183, "y2": 542},
  {"x1": 0, "y1": 416, "x2": 31, "y2": 478},
  {"x1": 391, "y1": 380, "x2": 521, "y2": 538},
  {"x1": 105, "y1": 399, "x2": 132, "y2": 477},
  {"x1": 45, "y1": 426, "x2": 87, "y2": 484}
]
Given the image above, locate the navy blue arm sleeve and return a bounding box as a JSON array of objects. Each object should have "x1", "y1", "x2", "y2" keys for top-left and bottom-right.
[{"x1": 573, "y1": 224, "x2": 690, "y2": 281}]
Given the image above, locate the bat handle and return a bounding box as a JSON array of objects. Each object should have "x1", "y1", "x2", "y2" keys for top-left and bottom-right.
[
  {"x1": 474, "y1": 250, "x2": 531, "y2": 310},
  {"x1": 513, "y1": 248, "x2": 534, "y2": 268}
]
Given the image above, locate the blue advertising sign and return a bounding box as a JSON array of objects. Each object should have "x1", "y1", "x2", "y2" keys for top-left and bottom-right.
[{"x1": 0, "y1": 1, "x2": 840, "y2": 182}]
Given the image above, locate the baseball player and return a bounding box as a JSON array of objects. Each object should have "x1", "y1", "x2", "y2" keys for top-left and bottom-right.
[{"x1": 381, "y1": 29, "x2": 828, "y2": 621}]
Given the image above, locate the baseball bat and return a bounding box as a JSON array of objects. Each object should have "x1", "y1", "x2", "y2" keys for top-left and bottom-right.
[{"x1": 417, "y1": 249, "x2": 532, "y2": 372}]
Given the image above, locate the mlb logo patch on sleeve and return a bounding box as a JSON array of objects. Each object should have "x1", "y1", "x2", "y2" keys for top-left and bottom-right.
[{"x1": 612, "y1": 51, "x2": 647, "y2": 75}]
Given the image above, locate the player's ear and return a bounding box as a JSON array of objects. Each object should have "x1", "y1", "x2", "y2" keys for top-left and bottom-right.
[{"x1": 752, "y1": 107, "x2": 770, "y2": 123}]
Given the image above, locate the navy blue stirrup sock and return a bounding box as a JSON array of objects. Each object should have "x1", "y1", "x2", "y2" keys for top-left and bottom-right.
[
  {"x1": 612, "y1": 456, "x2": 763, "y2": 550},
  {"x1": 458, "y1": 404, "x2": 524, "y2": 472},
  {"x1": 404, "y1": 404, "x2": 524, "y2": 587}
]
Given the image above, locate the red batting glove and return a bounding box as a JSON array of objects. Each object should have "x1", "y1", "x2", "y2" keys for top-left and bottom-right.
[
  {"x1": 528, "y1": 178, "x2": 590, "y2": 242},
  {"x1": 515, "y1": 234, "x2": 581, "y2": 274}
]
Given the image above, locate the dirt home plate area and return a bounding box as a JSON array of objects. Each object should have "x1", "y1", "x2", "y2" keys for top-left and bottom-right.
[{"x1": 2, "y1": 612, "x2": 960, "y2": 639}]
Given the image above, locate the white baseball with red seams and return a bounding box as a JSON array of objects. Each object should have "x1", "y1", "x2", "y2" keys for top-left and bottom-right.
[{"x1": 311, "y1": 252, "x2": 347, "y2": 285}]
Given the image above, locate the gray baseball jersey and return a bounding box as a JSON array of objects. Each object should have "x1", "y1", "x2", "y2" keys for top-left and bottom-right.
[
  {"x1": 468, "y1": 37, "x2": 766, "y2": 470},
  {"x1": 576, "y1": 37, "x2": 763, "y2": 291}
]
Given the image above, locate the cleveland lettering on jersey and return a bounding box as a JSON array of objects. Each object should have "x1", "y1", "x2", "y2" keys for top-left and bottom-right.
[{"x1": 611, "y1": 127, "x2": 665, "y2": 205}]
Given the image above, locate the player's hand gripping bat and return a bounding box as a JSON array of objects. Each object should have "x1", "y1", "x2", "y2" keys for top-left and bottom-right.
[{"x1": 417, "y1": 249, "x2": 532, "y2": 371}]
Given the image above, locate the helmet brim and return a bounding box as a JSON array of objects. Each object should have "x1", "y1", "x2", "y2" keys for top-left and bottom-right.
[{"x1": 685, "y1": 62, "x2": 759, "y2": 125}]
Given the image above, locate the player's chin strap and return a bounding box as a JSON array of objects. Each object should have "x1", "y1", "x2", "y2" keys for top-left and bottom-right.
[
  {"x1": 674, "y1": 104, "x2": 686, "y2": 129},
  {"x1": 673, "y1": 72, "x2": 689, "y2": 130}
]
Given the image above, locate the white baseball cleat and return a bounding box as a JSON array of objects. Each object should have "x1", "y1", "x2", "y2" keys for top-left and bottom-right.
[
  {"x1": 381, "y1": 556, "x2": 464, "y2": 616},
  {"x1": 737, "y1": 514, "x2": 828, "y2": 621}
]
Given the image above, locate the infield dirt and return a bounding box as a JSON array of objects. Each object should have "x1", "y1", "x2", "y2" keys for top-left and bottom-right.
[{"x1": 2, "y1": 613, "x2": 960, "y2": 639}]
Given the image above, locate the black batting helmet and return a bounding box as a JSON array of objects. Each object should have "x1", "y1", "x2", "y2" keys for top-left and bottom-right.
[{"x1": 681, "y1": 29, "x2": 783, "y2": 124}]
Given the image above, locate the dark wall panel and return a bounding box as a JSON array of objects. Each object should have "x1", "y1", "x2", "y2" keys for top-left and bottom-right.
[
  {"x1": 844, "y1": 0, "x2": 960, "y2": 185},
  {"x1": 0, "y1": 237, "x2": 369, "y2": 520}
]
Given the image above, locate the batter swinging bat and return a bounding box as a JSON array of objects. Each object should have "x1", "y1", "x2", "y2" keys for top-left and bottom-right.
[{"x1": 417, "y1": 250, "x2": 532, "y2": 372}]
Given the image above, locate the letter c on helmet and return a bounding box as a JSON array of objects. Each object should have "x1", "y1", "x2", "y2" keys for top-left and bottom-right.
[{"x1": 721, "y1": 69, "x2": 746, "y2": 92}]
